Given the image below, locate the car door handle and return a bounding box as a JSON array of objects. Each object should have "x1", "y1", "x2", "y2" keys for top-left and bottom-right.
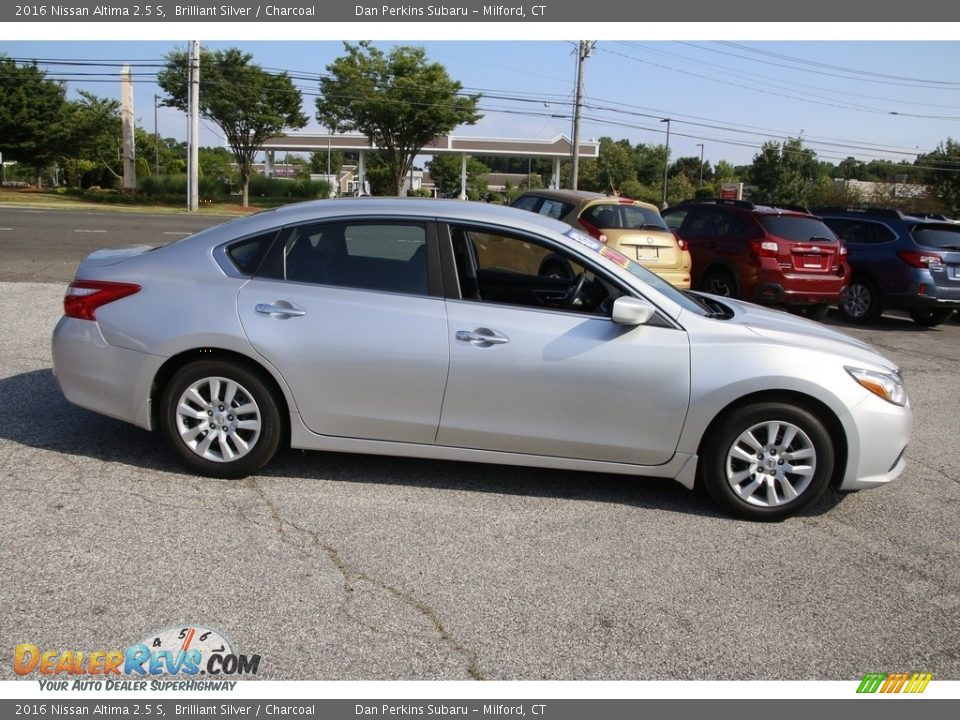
[
  {"x1": 255, "y1": 302, "x2": 306, "y2": 318},
  {"x1": 456, "y1": 328, "x2": 509, "y2": 346}
]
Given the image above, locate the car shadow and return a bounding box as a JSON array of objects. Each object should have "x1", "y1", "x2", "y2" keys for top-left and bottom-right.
[
  {"x1": 0, "y1": 368, "x2": 842, "y2": 521},
  {"x1": 819, "y1": 308, "x2": 948, "y2": 332}
]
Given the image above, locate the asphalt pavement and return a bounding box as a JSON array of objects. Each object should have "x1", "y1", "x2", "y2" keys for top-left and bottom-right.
[{"x1": 0, "y1": 207, "x2": 958, "y2": 681}]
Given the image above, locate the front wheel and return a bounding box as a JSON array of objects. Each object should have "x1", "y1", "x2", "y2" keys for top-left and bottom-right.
[
  {"x1": 159, "y1": 360, "x2": 282, "y2": 479},
  {"x1": 699, "y1": 403, "x2": 835, "y2": 521},
  {"x1": 908, "y1": 307, "x2": 954, "y2": 327}
]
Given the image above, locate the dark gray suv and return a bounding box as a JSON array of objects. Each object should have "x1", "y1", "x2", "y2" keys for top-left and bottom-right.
[{"x1": 815, "y1": 208, "x2": 960, "y2": 327}]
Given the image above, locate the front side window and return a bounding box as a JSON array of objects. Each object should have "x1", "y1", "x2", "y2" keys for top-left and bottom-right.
[
  {"x1": 449, "y1": 225, "x2": 618, "y2": 316},
  {"x1": 259, "y1": 221, "x2": 429, "y2": 296}
]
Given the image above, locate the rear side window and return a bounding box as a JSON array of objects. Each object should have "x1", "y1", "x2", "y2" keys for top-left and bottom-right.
[
  {"x1": 759, "y1": 216, "x2": 837, "y2": 242},
  {"x1": 259, "y1": 221, "x2": 429, "y2": 295},
  {"x1": 225, "y1": 231, "x2": 278, "y2": 275},
  {"x1": 823, "y1": 219, "x2": 895, "y2": 245},
  {"x1": 538, "y1": 199, "x2": 570, "y2": 220},
  {"x1": 686, "y1": 208, "x2": 747, "y2": 237},
  {"x1": 511, "y1": 195, "x2": 541, "y2": 212},
  {"x1": 911, "y1": 225, "x2": 960, "y2": 250}
]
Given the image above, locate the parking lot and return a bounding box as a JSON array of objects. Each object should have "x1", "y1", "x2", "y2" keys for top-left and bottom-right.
[{"x1": 1, "y1": 208, "x2": 958, "y2": 681}]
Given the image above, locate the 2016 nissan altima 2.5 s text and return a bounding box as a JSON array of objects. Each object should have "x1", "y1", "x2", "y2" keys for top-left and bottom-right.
[{"x1": 52, "y1": 199, "x2": 911, "y2": 520}]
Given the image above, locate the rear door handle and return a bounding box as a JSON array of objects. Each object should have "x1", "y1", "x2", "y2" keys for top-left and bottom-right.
[
  {"x1": 255, "y1": 302, "x2": 306, "y2": 318},
  {"x1": 456, "y1": 328, "x2": 509, "y2": 346}
]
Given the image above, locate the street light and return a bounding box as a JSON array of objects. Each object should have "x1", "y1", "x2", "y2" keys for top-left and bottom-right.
[
  {"x1": 696, "y1": 142, "x2": 704, "y2": 191},
  {"x1": 660, "y1": 118, "x2": 671, "y2": 208}
]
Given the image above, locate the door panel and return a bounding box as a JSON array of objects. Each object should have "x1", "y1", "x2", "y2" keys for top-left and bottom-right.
[
  {"x1": 238, "y1": 280, "x2": 448, "y2": 444},
  {"x1": 437, "y1": 300, "x2": 690, "y2": 465}
]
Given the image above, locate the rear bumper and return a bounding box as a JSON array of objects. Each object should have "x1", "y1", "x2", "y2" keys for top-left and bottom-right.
[
  {"x1": 652, "y1": 268, "x2": 691, "y2": 290},
  {"x1": 52, "y1": 317, "x2": 162, "y2": 430},
  {"x1": 754, "y1": 281, "x2": 847, "y2": 306}
]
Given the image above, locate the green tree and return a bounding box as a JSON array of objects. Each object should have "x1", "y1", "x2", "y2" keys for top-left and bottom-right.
[
  {"x1": 316, "y1": 42, "x2": 481, "y2": 196},
  {"x1": 426, "y1": 154, "x2": 489, "y2": 198},
  {"x1": 0, "y1": 56, "x2": 69, "y2": 183},
  {"x1": 63, "y1": 91, "x2": 124, "y2": 186},
  {"x1": 748, "y1": 138, "x2": 821, "y2": 206},
  {"x1": 158, "y1": 47, "x2": 308, "y2": 206},
  {"x1": 918, "y1": 139, "x2": 960, "y2": 215},
  {"x1": 597, "y1": 137, "x2": 636, "y2": 194}
]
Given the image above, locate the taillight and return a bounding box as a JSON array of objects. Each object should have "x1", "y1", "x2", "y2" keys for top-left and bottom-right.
[
  {"x1": 64, "y1": 280, "x2": 141, "y2": 321},
  {"x1": 579, "y1": 217, "x2": 603, "y2": 241},
  {"x1": 598, "y1": 233, "x2": 608, "y2": 244},
  {"x1": 897, "y1": 250, "x2": 943, "y2": 269},
  {"x1": 674, "y1": 234, "x2": 688, "y2": 252},
  {"x1": 750, "y1": 239, "x2": 780, "y2": 257},
  {"x1": 840, "y1": 244, "x2": 848, "y2": 255}
]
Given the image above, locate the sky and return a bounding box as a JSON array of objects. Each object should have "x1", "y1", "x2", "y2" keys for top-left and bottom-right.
[{"x1": 2, "y1": 38, "x2": 959, "y2": 170}]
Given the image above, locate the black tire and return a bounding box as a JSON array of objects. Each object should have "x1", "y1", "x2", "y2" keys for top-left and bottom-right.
[
  {"x1": 789, "y1": 303, "x2": 830, "y2": 321},
  {"x1": 838, "y1": 276, "x2": 882, "y2": 324},
  {"x1": 908, "y1": 307, "x2": 954, "y2": 327},
  {"x1": 159, "y1": 360, "x2": 283, "y2": 479},
  {"x1": 699, "y1": 402, "x2": 835, "y2": 521},
  {"x1": 700, "y1": 268, "x2": 738, "y2": 298}
]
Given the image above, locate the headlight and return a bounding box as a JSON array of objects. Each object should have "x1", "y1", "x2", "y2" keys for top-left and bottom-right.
[{"x1": 845, "y1": 366, "x2": 907, "y2": 406}]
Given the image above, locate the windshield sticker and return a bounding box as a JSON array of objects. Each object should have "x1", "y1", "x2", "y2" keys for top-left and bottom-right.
[
  {"x1": 566, "y1": 230, "x2": 602, "y2": 252},
  {"x1": 599, "y1": 245, "x2": 631, "y2": 269}
]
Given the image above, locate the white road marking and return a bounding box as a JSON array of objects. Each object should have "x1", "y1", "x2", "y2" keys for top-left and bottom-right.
[
  {"x1": 163, "y1": 231, "x2": 192, "y2": 236},
  {"x1": 0, "y1": 227, "x2": 12, "y2": 231},
  {"x1": 74, "y1": 229, "x2": 107, "y2": 233}
]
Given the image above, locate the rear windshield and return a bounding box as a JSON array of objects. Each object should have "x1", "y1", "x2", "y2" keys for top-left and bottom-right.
[
  {"x1": 582, "y1": 203, "x2": 670, "y2": 232},
  {"x1": 759, "y1": 216, "x2": 837, "y2": 242},
  {"x1": 911, "y1": 225, "x2": 960, "y2": 250}
]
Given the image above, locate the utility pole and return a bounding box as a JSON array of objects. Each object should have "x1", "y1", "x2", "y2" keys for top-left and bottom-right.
[
  {"x1": 120, "y1": 65, "x2": 136, "y2": 192},
  {"x1": 696, "y1": 142, "x2": 705, "y2": 191},
  {"x1": 660, "y1": 117, "x2": 671, "y2": 208},
  {"x1": 154, "y1": 94, "x2": 161, "y2": 176},
  {"x1": 187, "y1": 40, "x2": 200, "y2": 212},
  {"x1": 570, "y1": 40, "x2": 595, "y2": 191}
]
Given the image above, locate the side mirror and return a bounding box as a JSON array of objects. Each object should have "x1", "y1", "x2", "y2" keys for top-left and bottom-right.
[{"x1": 612, "y1": 296, "x2": 655, "y2": 326}]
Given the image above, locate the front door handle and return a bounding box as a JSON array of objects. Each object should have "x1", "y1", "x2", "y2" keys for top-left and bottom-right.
[
  {"x1": 255, "y1": 302, "x2": 306, "y2": 318},
  {"x1": 456, "y1": 328, "x2": 509, "y2": 346}
]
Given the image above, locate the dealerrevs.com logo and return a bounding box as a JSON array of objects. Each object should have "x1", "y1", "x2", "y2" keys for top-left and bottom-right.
[
  {"x1": 857, "y1": 672, "x2": 933, "y2": 694},
  {"x1": 14, "y1": 626, "x2": 261, "y2": 691}
]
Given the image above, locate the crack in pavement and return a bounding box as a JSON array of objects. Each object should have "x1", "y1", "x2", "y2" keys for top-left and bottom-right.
[{"x1": 243, "y1": 478, "x2": 483, "y2": 680}]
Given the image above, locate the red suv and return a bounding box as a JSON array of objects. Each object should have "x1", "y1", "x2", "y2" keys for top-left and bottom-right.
[{"x1": 661, "y1": 199, "x2": 850, "y2": 319}]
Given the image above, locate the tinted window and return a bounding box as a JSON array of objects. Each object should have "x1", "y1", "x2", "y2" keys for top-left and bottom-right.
[
  {"x1": 225, "y1": 231, "x2": 278, "y2": 275},
  {"x1": 662, "y1": 208, "x2": 686, "y2": 230},
  {"x1": 581, "y1": 204, "x2": 669, "y2": 231},
  {"x1": 760, "y1": 216, "x2": 837, "y2": 242},
  {"x1": 260, "y1": 222, "x2": 428, "y2": 295},
  {"x1": 823, "y1": 219, "x2": 895, "y2": 245},
  {"x1": 686, "y1": 208, "x2": 745, "y2": 237},
  {"x1": 911, "y1": 225, "x2": 960, "y2": 250},
  {"x1": 511, "y1": 195, "x2": 541, "y2": 212}
]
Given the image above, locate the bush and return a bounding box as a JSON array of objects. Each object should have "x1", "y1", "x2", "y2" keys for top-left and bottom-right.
[
  {"x1": 247, "y1": 176, "x2": 331, "y2": 199},
  {"x1": 138, "y1": 174, "x2": 223, "y2": 201}
]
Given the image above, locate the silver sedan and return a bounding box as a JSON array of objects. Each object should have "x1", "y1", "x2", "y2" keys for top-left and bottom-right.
[{"x1": 52, "y1": 199, "x2": 911, "y2": 520}]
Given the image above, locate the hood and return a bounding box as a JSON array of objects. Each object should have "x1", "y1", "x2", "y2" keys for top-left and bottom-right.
[{"x1": 718, "y1": 297, "x2": 899, "y2": 372}]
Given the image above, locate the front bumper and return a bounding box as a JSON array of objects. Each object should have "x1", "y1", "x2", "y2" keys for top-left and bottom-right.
[{"x1": 838, "y1": 391, "x2": 913, "y2": 491}]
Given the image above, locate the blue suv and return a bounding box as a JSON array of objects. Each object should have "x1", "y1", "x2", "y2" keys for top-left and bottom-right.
[{"x1": 814, "y1": 208, "x2": 960, "y2": 327}]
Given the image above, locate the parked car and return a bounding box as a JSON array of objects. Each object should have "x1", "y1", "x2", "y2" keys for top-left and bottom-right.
[
  {"x1": 661, "y1": 199, "x2": 850, "y2": 320},
  {"x1": 52, "y1": 199, "x2": 910, "y2": 520},
  {"x1": 510, "y1": 189, "x2": 692, "y2": 289},
  {"x1": 813, "y1": 207, "x2": 960, "y2": 327}
]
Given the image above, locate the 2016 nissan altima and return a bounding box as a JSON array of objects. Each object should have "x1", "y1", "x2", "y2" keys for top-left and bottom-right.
[{"x1": 52, "y1": 199, "x2": 911, "y2": 520}]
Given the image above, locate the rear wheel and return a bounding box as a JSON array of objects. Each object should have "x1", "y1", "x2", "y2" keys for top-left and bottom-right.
[
  {"x1": 908, "y1": 307, "x2": 954, "y2": 327},
  {"x1": 838, "y1": 277, "x2": 882, "y2": 324},
  {"x1": 159, "y1": 360, "x2": 282, "y2": 479},
  {"x1": 700, "y1": 269, "x2": 737, "y2": 298},
  {"x1": 699, "y1": 403, "x2": 835, "y2": 521}
]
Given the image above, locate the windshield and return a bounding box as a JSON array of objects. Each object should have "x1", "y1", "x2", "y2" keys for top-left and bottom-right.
[
  {"x1": 759, "y1": 216, "x2": 838, "y2": 242},
  {"x1": 565, "y1": 229, "x2": 710, "y2": 316},
  {"x1": 582, "y1": 203, "x2": 670, "y2": 232},
  {"x1": 911, "y1": 225, "x2": 960, "y2": 250}
]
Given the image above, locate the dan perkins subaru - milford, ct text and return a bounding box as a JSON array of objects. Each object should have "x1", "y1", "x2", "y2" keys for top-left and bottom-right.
[{"x1": 355, "y1": 5, "x2": 547, "y2": 17}]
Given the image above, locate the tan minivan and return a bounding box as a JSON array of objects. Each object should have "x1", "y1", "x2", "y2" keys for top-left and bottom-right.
[{"x1": 510, "y1": 189, "x2": 692, "y2": 289}]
